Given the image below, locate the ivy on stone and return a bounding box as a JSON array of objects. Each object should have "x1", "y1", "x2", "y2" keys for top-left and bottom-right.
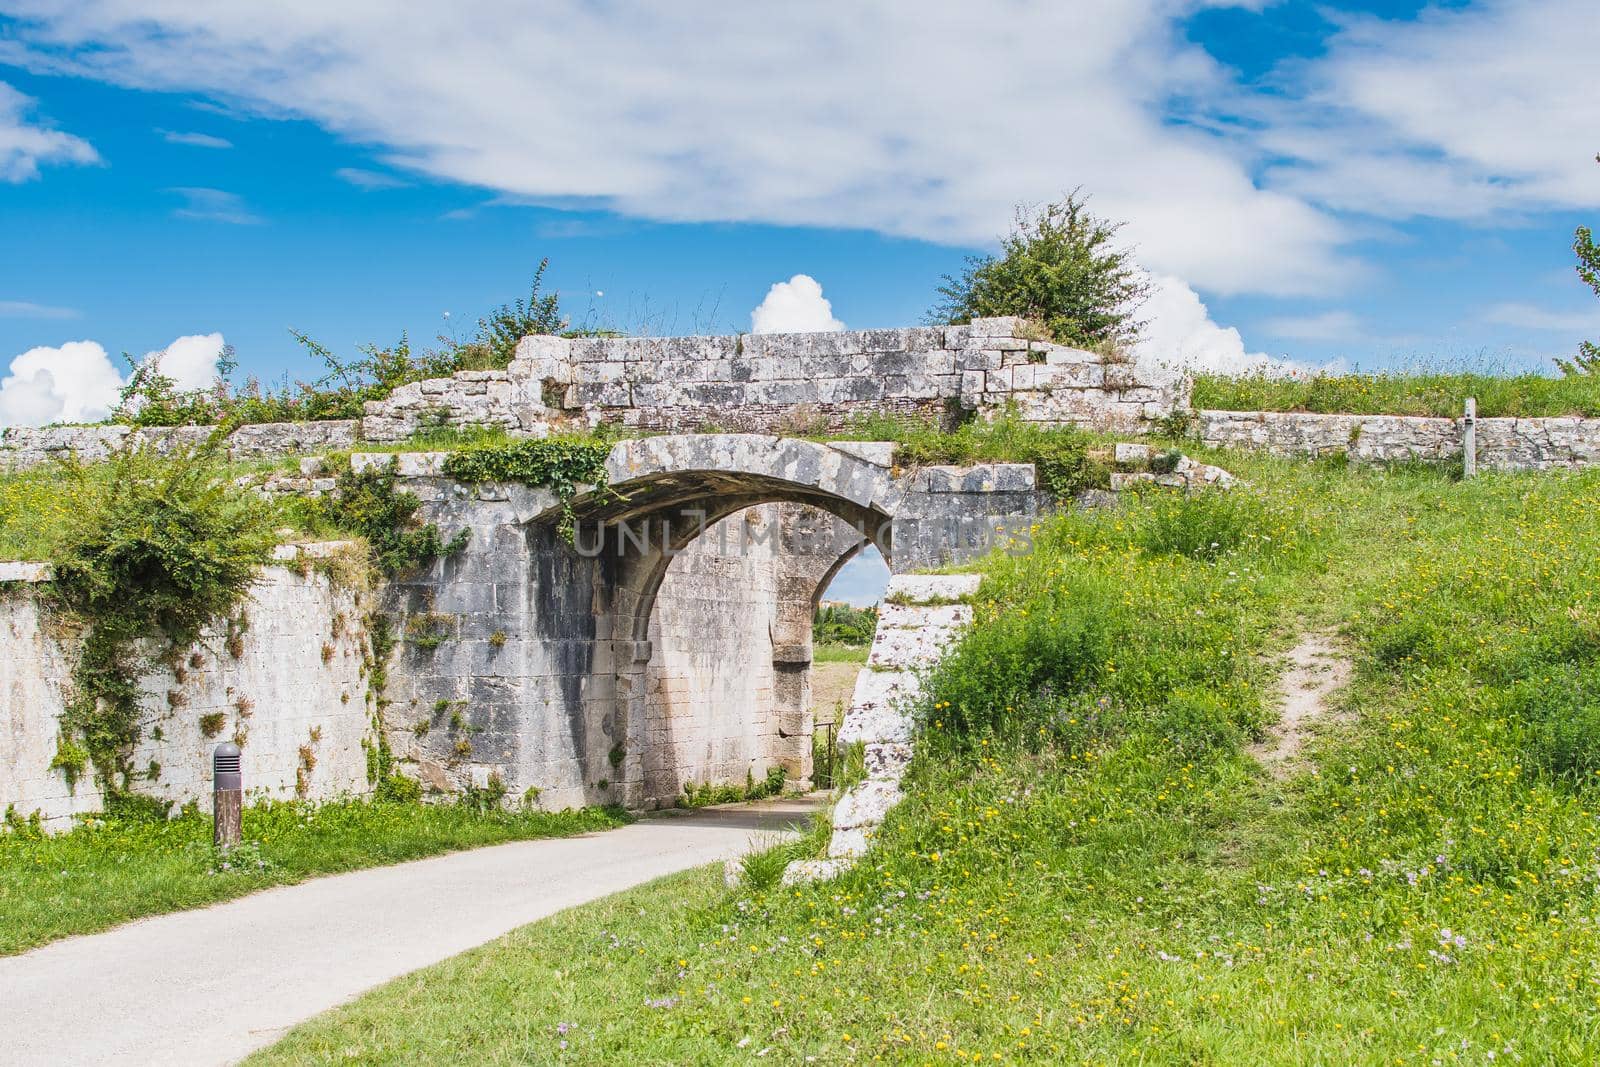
[
  {"x1": 442, "y1": 437, "x2": 612, "y2": 540},
  {"x1": 49, "y1": 441, "x2": 276, "y2": 792}
]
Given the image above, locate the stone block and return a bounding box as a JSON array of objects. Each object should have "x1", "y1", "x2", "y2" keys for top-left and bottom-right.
[
  {"x1": 1114, "y1": 442, "x2": 1151, "y2": 464},
  {"x1": 885, "y1": 573, "x2": 982, "y2": 604},
  {"x1": 827, "y1": 440, "x2": 895, "y2": 467},
  {"x1": 0, "y1": 561, "x2": 52, "y2": 583}
]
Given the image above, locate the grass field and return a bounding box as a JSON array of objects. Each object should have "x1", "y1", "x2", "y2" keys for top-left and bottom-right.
[
  {"x1": 253, "y1": 449, "x2": 1600, "y2": 1064},
  {"x1": 1193, "y1": 368, "x2": 1600, "y2": 418},
  {"x1": 0, "y1": 798, "x2": 628, "y2": 956}
]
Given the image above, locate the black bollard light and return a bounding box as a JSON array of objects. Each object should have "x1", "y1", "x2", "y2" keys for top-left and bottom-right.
[{"x1": 213, "y1": 741, "x2": 242, "y2": 850}]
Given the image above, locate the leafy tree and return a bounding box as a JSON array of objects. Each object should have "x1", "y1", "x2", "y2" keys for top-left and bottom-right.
[
  {"x1": 1559, "y1": 154, "x2": 1600, "y2": 377},
  {"x1": 931, "y1": 191, "x2": 1149, "y2": 350}
]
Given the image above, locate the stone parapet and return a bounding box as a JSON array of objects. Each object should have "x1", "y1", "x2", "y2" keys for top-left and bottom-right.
[{"x1": 1197, "y1": 410, "x2": 1600, "y2": 471}]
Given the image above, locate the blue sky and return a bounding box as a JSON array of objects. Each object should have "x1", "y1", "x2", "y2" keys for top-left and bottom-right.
[
  {"x1": 1, "y1": 0, "x2": 1597, "y2": 409},
  {"x1": 5, "y1": 0, "x2": 1595, "y2": 602}
]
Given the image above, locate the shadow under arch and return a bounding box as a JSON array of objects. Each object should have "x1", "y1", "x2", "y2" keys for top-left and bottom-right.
[{"x1": 521, "y1": 436, "x2": 899, "y2": 806}]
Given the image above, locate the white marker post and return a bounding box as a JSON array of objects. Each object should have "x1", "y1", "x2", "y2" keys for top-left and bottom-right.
[{"x1": 1463, "y1": 396, "x2": 1477, "y2": 479}]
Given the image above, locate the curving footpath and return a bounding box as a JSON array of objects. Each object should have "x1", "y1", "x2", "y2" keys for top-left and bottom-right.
[{"x1": 0, "y1": 796, "x2": 821, "y2": 1066}]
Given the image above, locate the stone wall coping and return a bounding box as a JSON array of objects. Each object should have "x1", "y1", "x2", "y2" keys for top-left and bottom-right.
[{"x1": 0, "y1": 560, "x2": 53, "y2": 583}]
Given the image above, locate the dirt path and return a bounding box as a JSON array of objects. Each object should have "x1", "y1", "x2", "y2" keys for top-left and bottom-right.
[
  {"x1": 810, "y1": 660, "x2": 863, "y2": 727},
  {"x1": 1250, "y1": 631, "x2": 1352, "y2": 776}
]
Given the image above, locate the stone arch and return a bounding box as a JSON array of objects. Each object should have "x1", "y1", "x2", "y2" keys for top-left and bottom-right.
[
  {"x1": 522, "y1": 436, "x2": 899, "y2": 806},
  {"x1": 529, "y1": 435, "x2": 898, "y2": 646}
]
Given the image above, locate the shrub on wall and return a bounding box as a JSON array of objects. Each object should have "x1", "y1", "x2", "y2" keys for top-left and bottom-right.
[
  {"x1": 49, "y1": 440, "x2": 277, "y2": 791},
  {"x1": 442, "y1": 436, "x2": 613, "y2": 539},
  {"x1": 115, "y1": 261, "x2": 571, "y2": 428},
  {"x1": 930, "y1": 191, "x2": 1148, "y2": 351}
]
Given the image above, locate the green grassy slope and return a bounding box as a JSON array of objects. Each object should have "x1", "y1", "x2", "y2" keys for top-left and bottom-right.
[
  {"x1": 253, "y1": 452, "x2": 1600, "y2": 1064},
  {"x1": 1193, "y1": 369, "x2": 1600, "y2": 418}
]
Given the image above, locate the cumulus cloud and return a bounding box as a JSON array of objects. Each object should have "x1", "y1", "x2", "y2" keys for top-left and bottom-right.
[
  {"x1": 0, "y1": 1, "x2": 1353, "y2": 296},
  {"x1": 0, "y1": 79, "x2": 97, "y2": 181},
  {"x1": 0, "y1": 333, "x2": 226, "y2": 428},
  {"x1": 0, "y1": 340, "x2": 125, "y2": 426},
  {"x1": 750, "y1": 275, "x2": 844, "y2": 334},
  {"x1": 1135, "y1": 275, "x2": 1330, "y2": 382},
  {"x1": 144, "y1": 332, "x2": 227, "y2": 390}
]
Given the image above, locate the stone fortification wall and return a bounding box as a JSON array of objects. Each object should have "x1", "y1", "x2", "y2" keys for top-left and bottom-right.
[
  {"x1": 0, "y1": 318, "x2": 1176, "y2": 472},
  {"x1": 1, "y1": 545, "x2": 372, "y2": 830},
  {"x1": 1197, "y1": 410, "x2": 1600, "y2": 470},
  {"x1": 365, "y1": 317, "x2": 1173, "y2": 439},
  {"x1": 0, "y1": 420, "x2": 359, "y2": 473}
]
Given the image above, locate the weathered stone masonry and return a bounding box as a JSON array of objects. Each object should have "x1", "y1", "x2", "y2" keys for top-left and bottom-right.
[
  {"x1": 1198, "y1": 410, "x2": 1600, "y2": 470},
  {"x1": 366, "y1": 434, "x2": 1043, "y2": 810},
  {"x1": 0, "y1": 317, "x2": 1180, "y2": 474},
  {"x1": 2, "y1": 545, "x2": 370, "y2": 830}
]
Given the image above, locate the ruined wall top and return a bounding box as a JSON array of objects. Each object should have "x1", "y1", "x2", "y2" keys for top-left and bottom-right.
[
  {"x1": 0, "y1": 318, "x2": 1181, "y2": 472},
  {"x1": 361, "y1": 317, "x2": 1180, "y2": 441}
]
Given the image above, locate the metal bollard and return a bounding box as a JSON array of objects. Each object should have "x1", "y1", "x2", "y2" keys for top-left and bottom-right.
[{"x1": 213, "y1": 741, "x2": 242, "y2": 850}]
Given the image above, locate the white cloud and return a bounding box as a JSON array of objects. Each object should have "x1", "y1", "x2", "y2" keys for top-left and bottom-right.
[
  {"x1": 1261, "y1": 310, "x2": 1361, "y2": 342},
  {"x1": 144, "y1": 332, "x2": 227, "y2": 390},
  {"x1": 170, "y1": 187, "x2": 262, "y2": 224},
  {"x1": 1135, "y1": 275, "x2": 1331, "y2": 381},
  {"x1": 1266, "y1": 0, "x2": 1600, "y2": 219},
  {"x1": 157, "y1": 128, "x2": 232, "y2": 148},
  {"x1": 0, "y1": 340, "x2": 125, "y2": 426},
  {"x1": 0, "y1": 1, "x2": 1353, "y2": 297},
  {"x1": 0, "y1": 79, "x2": 97, "y2": 181},
  {"x1": 0, "y1": 333, "x2": 226, "y2": 428},
  {"x1": 1484, "y1": 302, "x2": 1600, "y2": 334},
  {"x1": 750, "y1": 275, "x2": 844, "y2": 334},
  {"x1": 335, "y1": 166, "x2": 408, "y2": 189},
  {"x1": 0, "y1": 300, "x2": 79, "y2": 320}
]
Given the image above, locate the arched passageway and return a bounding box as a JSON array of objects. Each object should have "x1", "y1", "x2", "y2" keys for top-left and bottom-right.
[{"x1": 374, "y1": 434, "x2": 1037, "y2": 810}]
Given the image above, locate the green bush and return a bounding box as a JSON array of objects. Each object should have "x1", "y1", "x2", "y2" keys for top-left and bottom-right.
[
  {"x1": 812, "y1": 603, "x2": 878, "y2": 647},
  {"x1": 930, "y1": 191, "x2": 1147, "y2": 350},
  {"x1": 49, "y1": 443, "x2": 277, "y2": 789}
]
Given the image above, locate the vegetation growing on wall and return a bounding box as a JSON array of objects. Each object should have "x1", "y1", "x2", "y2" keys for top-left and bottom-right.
[
  {"x1": 47, "y1": 442, "x2": 277, "y2": 792},
  {"x1": 1192, "y1": 366, "x2": 1600, "y2": 418},
  {"x1": 831, "y1": 411, "x2": 1110, "y2": 497},
  {"x1": 114, "y1": 261, "x2": 571, "y2": 428},
  {"x1": 308, "y1": 465, "x2": 468, "y2": 577},
  {"x1": 679, "y1": 767, "x2": 788, "y2": 808},
  {"x1": 441, "y1": 435, "x2": 613, "y2": 539},
  {"x1": 930, "y1": 191, "x2": 1148, "y2": 351}
]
